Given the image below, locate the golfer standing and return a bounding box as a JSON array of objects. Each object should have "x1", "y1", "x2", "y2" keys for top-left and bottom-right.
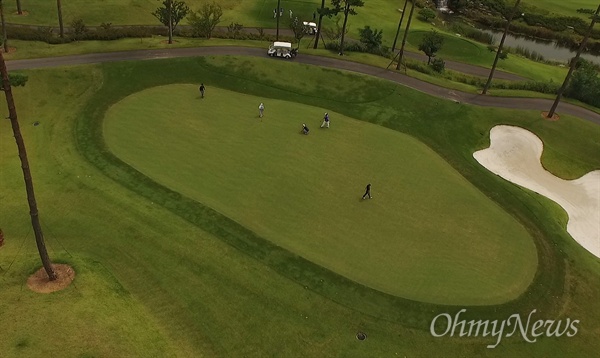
[
  {"x1": 199, "y1": 83, "x2": 205, "y2": 98},
  {"x1": 259, "y1": 103, "x2": 265, "y2": 118},
  {"x1": 320, "y1": 112, "x2": 330, "y2": 128},
  {"x1": 362, "y1": 183, "x2": 372, "y2": 199}
]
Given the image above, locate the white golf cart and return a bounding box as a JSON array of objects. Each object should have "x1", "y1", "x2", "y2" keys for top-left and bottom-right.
[
  {"x1": 303, "y1": 21, "x2": 318, "y2": 35},
  {"x1": 267, "y1": 41, "x2": 297, "y2": 59}
]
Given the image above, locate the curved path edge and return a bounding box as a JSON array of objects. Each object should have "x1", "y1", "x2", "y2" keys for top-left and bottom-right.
[{"x1": 6, "y1": 46, "x2": 600, "y2": 124}]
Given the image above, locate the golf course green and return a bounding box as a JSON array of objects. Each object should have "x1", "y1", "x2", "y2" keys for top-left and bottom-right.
[{"x1": 103, "y1": 85, "x2": 537, "y2": 305}]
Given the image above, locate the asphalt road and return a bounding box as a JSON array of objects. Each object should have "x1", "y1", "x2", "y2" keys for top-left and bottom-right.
[{"x1": 6, "y1": 46, "x2": 599, "y2": 124}]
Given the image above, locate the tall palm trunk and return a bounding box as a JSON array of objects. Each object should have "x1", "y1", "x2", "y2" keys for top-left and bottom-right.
[
  {"x1": 57, "y1": 0, "x2": 64, "y2": 38},
  {"x1": 16, "y1": 0, "x2": 22, "y2": 15},
  {"x1": 396, "y1": 0, "x2": 415, "y2": 70},
  {"x1": 547, "y1": 4, "x2": 600, "y2": 118},
  {"x1": 276, "y1": 0, "x2": 281, "y2": 41},
  {"x1": 313, "y1": 0, "x2": 326, "y2": 49},
  {"x1": 0, "y1": 51, "x2": 57, "y2": 281},
  {"x1": 1, "y1": 0, "x2": 8, "y2": 53},
  {"x1": 168, "y1": 0, "x2": 173, "y2": 44},
  {"x1": 482, "y1": 0, "x2": 521, "y2": 94},
  {"x1": 338, "y1": 3, "x2": 350, "y2": 55},
  {"x1": 392, "y1": 0, "x2": 409, "y2": 52}
]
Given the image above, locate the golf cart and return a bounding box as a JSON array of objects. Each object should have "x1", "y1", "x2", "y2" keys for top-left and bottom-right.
[
  {"x1": 267, "y1": 41, "x2": 297, "y2": 59},
  {"x1": 303, "y1": 21, "x2": 318, "y2": 35}
]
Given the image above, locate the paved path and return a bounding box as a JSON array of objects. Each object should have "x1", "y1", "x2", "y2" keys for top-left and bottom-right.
[
  {"x1": 6, "y1": 22, "x2": 524, "y2": 81},
  {"x1": 6, "y1": 46, "x2": 599, "y2": 124}
]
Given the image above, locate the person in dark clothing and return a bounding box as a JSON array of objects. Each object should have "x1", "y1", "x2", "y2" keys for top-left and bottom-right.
[
  {"x1": 302, "y1": 123, "x2": 309, "y2": 135},
  {"x1": 199, "y1": 83, "x2": 205, "y2": 98},
  {"x1": 362, "y1": 183, "x2": 372, "y2": 199}
]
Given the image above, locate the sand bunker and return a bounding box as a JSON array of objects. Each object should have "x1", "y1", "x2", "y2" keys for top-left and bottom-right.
[{"x1": 473, "y1": 125, "x2": 600, "y2": 258}]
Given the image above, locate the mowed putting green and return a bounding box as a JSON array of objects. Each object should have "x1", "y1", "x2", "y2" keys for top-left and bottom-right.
[{"x1": 104, "y1": 85, "x2": 537, "y2": 305}]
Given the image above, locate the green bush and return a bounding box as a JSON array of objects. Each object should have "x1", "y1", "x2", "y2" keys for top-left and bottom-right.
[
  {"x1": 431, "y1": 58, "x2": 445, "y2": 73},
  {"x1": 566, "y1": 59, "x2": 600, "y2": 107}
]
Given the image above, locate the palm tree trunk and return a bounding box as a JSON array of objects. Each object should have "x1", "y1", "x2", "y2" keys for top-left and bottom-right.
[
  {"x1": 339, "y1": 4, "x2": 350, "y2": 55},
  {"x1": 1, "y1": 0, "x2": 8, "y2": 53},
  {"x1": 276, "y1": 0, "x2": 281, "y2": 41},
  {"x1": 396, "y1": 0, "x2": 415, "y2": 70},
  {"x1": 482, "y1": 0, "x2": 521, "y2": 94},
  {"x1": 16, "y1": 0, "x2": 22, "y2": 15},
  {"x1": 0, "y1": 51, "x2": 57, "y2": 281},
  {"x1": 168, "y1": 0, "x2": 173, "y2": 44},
  {"x1": 313, "y1": 0, "x2": 326, "y2": 49},
  {"x1": 547, "y1": 4, "x2": 600, "y2": 118},
  {"x1": 57, "y1": 0, "x2": 64, "y2": 38},
  {"x1": 392, "y1": 0, "x2": 409, "y2": 52}
]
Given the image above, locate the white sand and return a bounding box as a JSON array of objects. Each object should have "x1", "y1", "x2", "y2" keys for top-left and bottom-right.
[{"x1": 473, "y1": 125, "x2": 600, "y2": 258}]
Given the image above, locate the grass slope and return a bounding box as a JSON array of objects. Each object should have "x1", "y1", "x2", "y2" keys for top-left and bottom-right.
[
  {"x1": 103, "y1": 84, "x2": 536, "y2": 305},
  {"x1": 1, "y1": 57, "x2": 599, "y2": 356}
]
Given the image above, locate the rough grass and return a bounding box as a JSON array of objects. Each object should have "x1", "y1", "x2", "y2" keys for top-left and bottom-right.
[
  {"x1": 522, "y1": 0, "x2": 599, "y2": 19},
  {"x1": 1, "y1": 57, "x2": 599, "y2": 357}
]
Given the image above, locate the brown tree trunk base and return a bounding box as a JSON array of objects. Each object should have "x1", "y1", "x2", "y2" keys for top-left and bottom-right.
[
  {"x1": 541, "y1": 111, "x2": 560, "y2": 121},
  {"x1": 27, "y1": 264, "x2": 75, "y2": 293}
]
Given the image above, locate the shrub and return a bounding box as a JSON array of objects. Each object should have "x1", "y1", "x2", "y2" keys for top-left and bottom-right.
[
  {"x1": 358, "y1": 25, "x2": 383, "y2": 51},
  {"x1": 431, "y1": 58, "x2": 445, "y2": 73},
  {"x1": 418, "y1": 8, "x2": 437, "y2": 22},
  {"x1": 226, "y1": 22, "x2": 244, "y2": 39}
]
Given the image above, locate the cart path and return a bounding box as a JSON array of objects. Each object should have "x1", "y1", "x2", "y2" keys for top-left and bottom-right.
[
  {"x1": 4, "y1": 22, "x2": 524, "y2": 81},
  {"x1": 6, "y1": 46, "x2": 600, "y2": 124}
]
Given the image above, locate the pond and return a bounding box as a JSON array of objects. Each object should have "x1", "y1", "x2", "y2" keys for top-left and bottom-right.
[{"x1": 479, "y1": 28, "x2": 600, "y2": 65}]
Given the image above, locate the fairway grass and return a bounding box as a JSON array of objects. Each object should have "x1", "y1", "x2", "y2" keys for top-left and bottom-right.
[
  {"x1": 2, "y1": 57, "x2": 600, "y2": 356},
  {"x1": 0, "y1": 255, "x2": 177, "y2": 357},
  {"x1": 103, "y1": 85, "x2": 537, "y2": 305}
]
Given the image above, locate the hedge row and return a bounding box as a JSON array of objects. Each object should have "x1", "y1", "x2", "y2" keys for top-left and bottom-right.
[{"x1": 5, "y1": 24, "x2": 291, "y2": 44}]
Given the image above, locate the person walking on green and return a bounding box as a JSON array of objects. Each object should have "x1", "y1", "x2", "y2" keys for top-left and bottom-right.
[
  {"x1": 320, "y1": 112, "x2": 330, "y2": 128},
  {"x1": 259, "y1": 103, "x2": 265, "y2": 118},
  {"x1": 362, "y1": 183, "x2": 372, "y2": 199},
  {"x1": 199, "y1": 83, "x2": 205, "y2": 98}
]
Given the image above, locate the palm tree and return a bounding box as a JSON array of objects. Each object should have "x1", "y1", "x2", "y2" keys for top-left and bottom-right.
[
  {"x1": 392, "y1": 0, "x2": 409, "y2": 52},
  {"x1": 16, "y1": 0, "x2": 22, "y2": 15},
  {"x1": 1, "y1": 0, "x2": 8, "y2": 52},
  {"x1": 333, "y1": 0, "x2": 364, "y2": 56},
  {"x1": 547, "y1": 4, "x2": 600, "y2": 118},
  {"x1": 482, "y1": 0, "x2": 521, "y2": 94},
  {"x1": 57, "y1": 0, "x2": 64, "y2": 38},
  {"x1": 0, "y1": 51, "x2": 57, "y2": 281},
  {"x1": 396, "y1": 0, "x2": 416, "y2": 70},
  {"x1": 276, "y1": 0, "x2": 281, "y2": 41}
]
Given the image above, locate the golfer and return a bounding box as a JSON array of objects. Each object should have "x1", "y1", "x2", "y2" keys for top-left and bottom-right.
[
  {"x1": 259, "y1": 103, "x2": 265, "y2": 118},
  {"x1": 320, "y1": 112, "x2": 330, "y2": 128},
  {"x1": 362, "y1": 183, "x2": 372, "y2": 199},
  {"x1": 199, "y1": 83, "x2": 205, "y2": 98}
]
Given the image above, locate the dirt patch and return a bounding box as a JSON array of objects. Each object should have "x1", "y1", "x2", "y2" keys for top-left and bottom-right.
[
  {"x1": 27, "y1": 264, "x2": 75, "y2": 293},
  {"x1": 14, "y1": 10, "x2": 29, "y2": 16},
  {"x1": 541, "y1": 111, "x2": 560, "y2": 121}
]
